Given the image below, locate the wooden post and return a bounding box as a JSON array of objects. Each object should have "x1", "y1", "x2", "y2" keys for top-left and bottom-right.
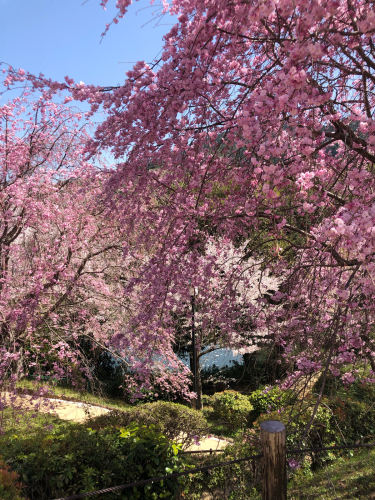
[{"x1": 260, "y1": 420, "x2": 287, "y2": 500}]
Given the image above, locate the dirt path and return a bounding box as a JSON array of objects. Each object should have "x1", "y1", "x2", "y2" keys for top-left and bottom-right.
[
  {"x1": 184, "y1": 435, "x2": 231, "y2": 452},
  {"x1": 2, "y1": 392, "x2": 231, "y2": 451},
  {"x1": 1, "y1": 391, "x2": 111, "y2": 422},
  {"x1": 36, "y1": 397, "x2": 111, "y2": 422},
  {"x1": 295, "y1": 371, "x2": 322, "y2": 397}
]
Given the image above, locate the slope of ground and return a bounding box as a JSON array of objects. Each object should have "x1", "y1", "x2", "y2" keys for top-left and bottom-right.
[
  {"x1": 289, "y1": 448, "x2": 375, "y2": 499},
  {"x1": 1, "y1": 390, "x2": 231, "y2": 452}
]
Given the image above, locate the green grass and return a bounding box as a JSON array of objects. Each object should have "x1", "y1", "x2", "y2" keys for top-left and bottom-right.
[
  {"x1": 14, "y1": 378, "x2": 133, "y2": 411},
  {"x1": 1, "y1": 380, "x2": 132, "y2": 445},
  {"x1": 1, "y1": 406, "x2": 80, "y2": 437},
  {"x1": 3, "y1": 389, "x2": 375, "y2": 499},
  {"x1": 289, "y1": 448, "x2": 375, "y2": 499},
  {"x1": 204, "y1": 422, "x2": 240, "y2": 438}
]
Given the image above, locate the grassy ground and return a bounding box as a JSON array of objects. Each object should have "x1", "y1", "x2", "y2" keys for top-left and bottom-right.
[
  {"x1": 288, "y1": 448, "x2": 375, "y2": 499},
  {"x1": 1, "y1": 406, "x2": 79, "y2": 437},
  {"x1": 14, "y1": 378, "x2": 133, "y2": 411},
  {"x1": 2, "y1": 390, "x2": 375, "y2": 499},
  {"x1": 5, "y1": 379, "x2": 375, "y2": 499}
]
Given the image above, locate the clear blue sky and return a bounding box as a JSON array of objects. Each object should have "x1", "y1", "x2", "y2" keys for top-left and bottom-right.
[{"x1": 1, "y1": 0, "x2": 176, "y2": 87}]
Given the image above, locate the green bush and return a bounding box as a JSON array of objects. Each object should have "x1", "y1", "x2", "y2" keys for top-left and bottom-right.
[
  {"x1": 201, "y1": 405, "x2": 214, "y2": 421},
  {"x1": 256, "y1": 394, "x2": 375, "y2": 449},
  {"x1": 253, "y1": 395, "x2": 334, "y2": 469},
  {"x1": 313, "y1": 373, "x2": 375, "y2": 403},
  {"x1": 248, "y1": 387, "x2": 295, "y2": 425},
  {"x1": 253, "y1": 392, "x2": 375, "y2": 468},
  {"x1": 0, "y1": 457, "x2": 26, "y2": 500},
  {"x1": 324, "y1": 395, "x2": 375, "y2": 444},
  {"x1": 87, "y1": 401, "x2": 208, "y2": 450},
  {"x1": 0, "y1": 423, "x2": 186, "y2": 500},
  {"x1": 253, "y1": 397, "x2": 331, "y2": 445},
  {"x1": 180, "y1": 433, "x2": 261, "y2": 499},
  {"x1": 310, "y1": 376, "x2": 375, "y2": 443},
  {"x1": 201, "y1": 394, "x2": 212, "y2": 406},
  {"x1": 208, "y1": 391, "x2": 253, "y2": 430}
]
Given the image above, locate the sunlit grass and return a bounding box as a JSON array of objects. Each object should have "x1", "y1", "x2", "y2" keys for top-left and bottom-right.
[
  {"x1": 14, "y1": 378, "x2": 132, "y2": 411},
  {"x1": 1, "y1": 406, "x2": 78, "y2": 437},
  {"x1": 289, "y1": 448, "x2": 375, "y2": 499}
]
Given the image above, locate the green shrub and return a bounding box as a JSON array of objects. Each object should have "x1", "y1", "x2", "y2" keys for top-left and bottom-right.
[
  {"x1": 0, "y1": 457, "x2": 26, "y2": 500},
  {"x1": 87, "y1": 401, "x2": 208, "y2": 450},
  {"x1": 209, "y1": 391, "x2": 253, "y2": 430},
  {"x1": 254, "y1": 393, "x2": 375, "y2": 449},
  {"x1": 253, "y1": 392, "x2": 375, "y2": 468},
  {"x1": 248, "y1": 387, "x2": 295, "y2": 425},
  {"x1": 0, "y1": 423, "x2": 186, "y2": 500},
  {"x1": 325, "y1": 395, "x2": 375, "y2": 444},
  {"x1": 253, "y1": 395, "x2": 334, "y2": 469},
  {"x1": 180, "y1": 432, "x2": 261, "y2": 499},
  {"x1": 202, "y1": 405, "x2": 214, "y2": 421},
  {"x1": 253, "y1": 397, "x2": 331, "y2": 446},
  {"x1": 201, "y1": 394, "x2": 212, "y2": 406},
  {"x1": 313, "y1": 373, "x2": 375, "y2": 403}
]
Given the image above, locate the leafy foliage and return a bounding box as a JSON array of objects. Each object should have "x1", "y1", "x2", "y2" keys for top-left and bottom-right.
[
  {"x1": 180, "y1": 434, "x2": 261, "y2": 499},
  {"x1": 203, "y1": 391, "x2": 253, "y2": 430},
  {"x1": 254, "y1": 396, "x2": 331, "y2": 449},
  {"x1": 313, "y1": 373, "x2": 375, "y2": 404},
  {"x1": 248, "y1": 387, "x2": 295, "y2": 425},
  {"x1": 86, "y1": 401, "x2": 208, "y2": 450},
  {"x1": 0, "y1": 457, "x2": 26, "y2": 500},
  {"x1": 253, "y1": 390, "x2": 375, "y2": 468},
  {"x1": 0, "y1": 422, "x2": 186, "y2": 500}
]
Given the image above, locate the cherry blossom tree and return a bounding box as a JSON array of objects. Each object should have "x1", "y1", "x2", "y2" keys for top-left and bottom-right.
[
  {"x1": 0, "y1": 93, "x2": 144, "y2": 425},
  {"x1": 3, "y1": 0, "x2": 375, "y2": 411},
  {"x1": 90, "y1": 0, "x2": 375, "y2": 399},
  {"x1": 98, "y1": 0, "x2": 375, "y2": 395},
  {"x1": 168, "y1": 237, "x2": 280, "y2": 408}
]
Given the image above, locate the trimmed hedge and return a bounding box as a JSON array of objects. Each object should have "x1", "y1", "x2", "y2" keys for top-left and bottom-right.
[
  {"x1": 248, "y1": 387, "x2": 295, "y2": 425},
  {"x1": 202, "y1": 390, "x2": 253, "y2": 432},
  {"x1": 87, "y1": 401, "x2": 208, "y2": 450}
]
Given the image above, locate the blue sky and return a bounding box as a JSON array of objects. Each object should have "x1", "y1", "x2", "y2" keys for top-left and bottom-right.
[{"x1": 1, "y1": 0, "x2": 176, "y2": 87}]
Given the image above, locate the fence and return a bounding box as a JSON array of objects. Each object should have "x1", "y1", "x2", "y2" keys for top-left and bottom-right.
[{"x1": 53, "y1": 420, "x2": 375, "y2": 500}]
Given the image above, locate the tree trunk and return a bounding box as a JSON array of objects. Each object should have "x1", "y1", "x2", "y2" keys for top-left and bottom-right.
[
  {"x1": 196, "y1": 361, "x2": 203, "y2": 410},
  {"x1": 190, "y1": 353, "x2": 203, "y2": 410}
]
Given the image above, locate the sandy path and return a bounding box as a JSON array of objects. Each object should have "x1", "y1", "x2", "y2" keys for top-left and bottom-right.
[
  {"x1": 185, "y1": 435, "x2": 231, "y2": 452},
  {"x1": 1, "y1": 392, "x2": 111, "y2": 422},
  {"x1": 2, "y1": 392, "x2": 231, "y2": 451},
  {"x1": 36, "y1": 397, "x2": 111, "y2": 422}
]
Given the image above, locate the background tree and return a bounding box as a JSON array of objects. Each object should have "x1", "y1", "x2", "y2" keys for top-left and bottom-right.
[
  {"x1": 170, "y1": 237, "x2": 279, "y2": 408},
  {"x1": 0, "y1": 93, "x2": 140, "y2": 419}
]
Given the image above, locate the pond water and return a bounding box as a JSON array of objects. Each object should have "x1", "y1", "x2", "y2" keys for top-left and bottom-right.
[{"x1": 179, "y1": 348, "x2": 243, "y2": 369}]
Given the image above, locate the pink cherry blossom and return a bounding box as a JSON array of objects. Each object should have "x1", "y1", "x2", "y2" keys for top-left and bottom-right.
[{"x1": 2, "y1": 0, "x2": 375, "y2": 407}]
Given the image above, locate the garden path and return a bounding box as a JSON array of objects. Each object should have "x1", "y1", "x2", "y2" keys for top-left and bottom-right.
[
  {"x1": 1, "y1": 391, "x2": 110, "y2": 421},
  {"x1": 1, "y1": 392, "x2": 230, "y2": 451}
]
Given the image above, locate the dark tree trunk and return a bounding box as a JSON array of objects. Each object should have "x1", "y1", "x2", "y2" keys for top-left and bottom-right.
[{"x1": 190, "y1": 353, "x2": 203, "y2": 410}]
